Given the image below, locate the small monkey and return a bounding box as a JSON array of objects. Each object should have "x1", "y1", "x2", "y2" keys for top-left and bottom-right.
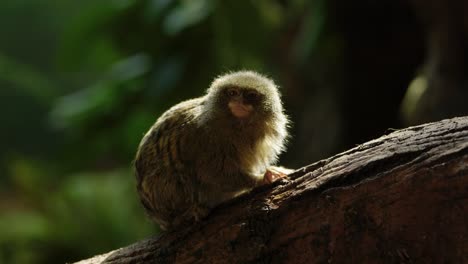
[{"x1": 134, "y1": 71, "x2": 291, "y2": 230}]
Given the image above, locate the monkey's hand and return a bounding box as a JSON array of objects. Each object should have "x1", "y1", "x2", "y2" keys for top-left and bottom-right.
[{"x1": 263, "y1": 166, "x2": 293, "y2": 184}]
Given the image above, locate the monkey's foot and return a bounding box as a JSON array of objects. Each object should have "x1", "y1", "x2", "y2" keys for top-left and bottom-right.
[{"x1": 263, "y1": 166, "x2": 293, "y2": 184}]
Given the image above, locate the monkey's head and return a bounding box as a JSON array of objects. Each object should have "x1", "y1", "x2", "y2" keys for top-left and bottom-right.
[
  {"x1": 202, "y1": 71, "x2": 284, "y2": 127},
  {"x1": 200, "y1": 70, "x2": 289, "y2": 165}
]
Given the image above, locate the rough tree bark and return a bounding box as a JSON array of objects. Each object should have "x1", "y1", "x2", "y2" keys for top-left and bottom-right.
[{"x1": 76, "y1": 116, "x2": 468, "y2": 264}]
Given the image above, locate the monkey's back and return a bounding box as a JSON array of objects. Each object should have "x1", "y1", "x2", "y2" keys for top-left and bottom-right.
[{"x1": 134, "y1": 97, "x2": 204, "y2": 229}]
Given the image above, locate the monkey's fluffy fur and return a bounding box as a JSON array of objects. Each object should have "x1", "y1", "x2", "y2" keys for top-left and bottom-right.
[{"x1": 134, "y1": 71, "x2": 288, "y2": 230}]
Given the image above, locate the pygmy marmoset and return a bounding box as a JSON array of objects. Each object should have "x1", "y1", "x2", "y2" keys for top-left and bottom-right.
[{"x1": 134, "y1": 71, "x2": 291, "y2": 230}]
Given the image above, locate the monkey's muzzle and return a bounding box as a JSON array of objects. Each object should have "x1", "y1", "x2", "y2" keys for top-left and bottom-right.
[{"x1": 228, "y1": 100, "x2": 253, "y2": 118}]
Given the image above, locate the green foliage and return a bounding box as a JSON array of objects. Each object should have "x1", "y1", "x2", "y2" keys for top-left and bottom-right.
[
  {"x1": 0, "y1": 0, "x2": 327, "y2": 263},
  {"x1": 1, "y1": 165, "x2": 153, "y2": 263}
]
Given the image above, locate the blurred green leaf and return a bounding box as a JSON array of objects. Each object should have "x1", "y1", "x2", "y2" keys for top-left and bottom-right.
[
  {"x1": 46, "y1": 169, "x2": 154, "y2": 253},
  {"x1": 254, "y1": 0, "x2": 284, "y2": 27},
  {"x1": 0, "y1": 211, "x2": 48, "y2": 242},
  {"x1": 109, "y1": 53, "x2": 151, "y2": 82},
  {"x1": 50, "y1": 54, "x2": 151, "y2": 129},
  {"x1": 147, "y1": 55, "x2": 184, "y2": 97},
  {"x1": 293, "y1": 0, "x2": 326, "y2": 64},
  {"x1": 163, "y1": 0, "x2": 213, "y2": 35},
  {"x1": 8, "y1": 158, "x2": 50, "y2": 199},
  {"x1": 143, "y1": 0, "x2": 173, "y2": 22},
  {"x1": 0, "y1": 53, "x2": 55, "y2": 103},
  {"x1": 58, "y1": 1, "x2": 123, "y2": 70}
]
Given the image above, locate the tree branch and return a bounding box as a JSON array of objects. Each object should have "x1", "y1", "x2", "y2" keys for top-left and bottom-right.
[{"x1": 76, "y1": 116, "x2": 468, "y2": 264}]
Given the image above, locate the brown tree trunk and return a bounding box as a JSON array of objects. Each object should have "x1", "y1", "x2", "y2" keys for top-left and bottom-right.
[{"x1": 76, "y1": 116, "x2": 468, "y2": 264}]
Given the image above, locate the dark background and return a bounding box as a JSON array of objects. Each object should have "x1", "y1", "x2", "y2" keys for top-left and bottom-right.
[{"x1": 1, "y1": 0, "x2": 467, "y2": 263}]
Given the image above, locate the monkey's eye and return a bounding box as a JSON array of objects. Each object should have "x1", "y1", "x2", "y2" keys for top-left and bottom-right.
[
  {"x1": 226, "y1": 88, "x2": 240, "y2": 97},
  {"x1": 244, "y1": 91, "x2": 259, "y2": 102}
]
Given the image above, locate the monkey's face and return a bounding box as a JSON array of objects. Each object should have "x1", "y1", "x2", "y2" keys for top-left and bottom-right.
[
  {"x1": 225, "y1": 87, "x2": 263, "y2": 119},
  {"x1": 204, "y1": 71, "x2": 284, "y2": 127},
  {"x1": 220, "y1": 86, "x2": 268, "y2": 122}
]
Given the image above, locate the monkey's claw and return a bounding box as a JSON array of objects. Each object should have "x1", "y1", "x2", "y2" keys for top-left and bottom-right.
[{"x1": 263, "y1": 167, "x2": 291, "y2": 184}]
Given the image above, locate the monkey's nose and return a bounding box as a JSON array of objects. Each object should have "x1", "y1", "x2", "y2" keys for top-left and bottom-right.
[{"x1": 228, "y1": 101, "x2": 253, "y2": 118}]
